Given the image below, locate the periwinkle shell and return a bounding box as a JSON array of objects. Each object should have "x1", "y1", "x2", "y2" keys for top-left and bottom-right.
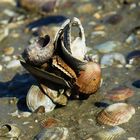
[
  {"x1": 97, "y1": 103, "x2": 135, "y2": 126},
  {"x1": 26, "y1": 85, "x2": 56, "y2": 112}
]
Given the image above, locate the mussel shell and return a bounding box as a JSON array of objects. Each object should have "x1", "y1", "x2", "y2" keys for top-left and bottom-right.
[
  {"x1": 97, "y1": 103, "x2": 135, "y2": 126},
  {"x1": 22, "y1": 35, "x2": 54, "y2": 66},
  {"x1": 0, "y1": 124, "x2": 21, "y2": 139},
  {"x1": 132, "y1": 80, "x2": 140, "y2": 88},
  {"x1": 26, "y1": 85, "x2": 56, "y2": 112},
  {"x1": 20, "y1": 60, "x2": 71, "y2": 88}
]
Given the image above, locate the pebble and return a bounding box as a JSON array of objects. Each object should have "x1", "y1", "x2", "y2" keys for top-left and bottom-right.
[
  {"x1": 3, "y1": 47, "x2": 14, "y2": 55},
  {"x1": 0, "y1": 28, "x2": 9, "y2": 42},
  {"x1": 6, "y1": 60, "x2": 21, "y2": 69},
  {"x1": 91, "y1": 31, "x2": 106, "y2": 37},
  {"x1": 95, "y1": 41, "x2": 121, "y2": 53},
  {"x1": 77, "y1": 3, "x2": 94, "y2": 14},
  {"x1": 2, "y1": 55, "x2": 11, "y2": 62},
  {"x1": 128, "y1": 137, "x2": 136, "y2": 140},
  {"x1": 0, "y1": 65, "x2": 3, "y2": 71},
  {"x1": 100, "y1": 52, "x2": 126, "y2": 67}
]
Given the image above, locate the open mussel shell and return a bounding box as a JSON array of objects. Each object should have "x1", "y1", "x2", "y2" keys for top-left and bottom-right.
[
  {"x1": 0, "y1": 124, "x2": 21, "y2": 139},
  {"x1": 34, "y1": 127, "x2": 69, "y2": 140},
  {"x1": 94, "y1": 126, "x2": 125, "y2": 140},
  {"x1": 20, "y1": 60, "x2": 71, "y2": 88},
  {"x1": 64, "y1": 17, "x2": 87, "y2": 61},
  {"x1": 22, "y1": 35, "x2": 54, "y2": 66},
  {"x1": 97, "y1": 103, "x2": 135, "y2": 126},
  {"x1": 26, "y1": 85, "x2": 56, "y2": 112}
]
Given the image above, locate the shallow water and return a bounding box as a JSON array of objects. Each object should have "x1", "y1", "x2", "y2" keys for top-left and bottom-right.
[{"x1": 0, "y1": 0, "x2": 140, "y2": 139}]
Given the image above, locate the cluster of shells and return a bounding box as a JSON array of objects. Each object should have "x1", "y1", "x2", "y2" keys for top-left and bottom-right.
[{"x1": 20, "y1": 17, "x2": 101, "y2": 112}]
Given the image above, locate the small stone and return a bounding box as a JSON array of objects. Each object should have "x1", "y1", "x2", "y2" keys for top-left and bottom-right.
[
  {"x1": 2, "y1": 55, "x2": 11, "y2": 62},
  {"x1": 128, "y1": 137, "x2": 136, "y2": 140},
  {"x1": 95, "y1": 41, "x2": 121, "y2": 53},
  {"x1": 0, "y1": 65, "x2": 3, "y2": 71},
  {"x1": 94, "y1": 25, "x2": 105, "y2": 31},
  {"x1": 77, "y1": 3, "x2": 94, "y2": 14},
  {"x1": 3, "y1": 47, "x2": 14, "y2": 55},
  {"x1": 93, "y1": 12, "x2": 101, "y2": 19},
  {"x1": 6, "y1": 60, "x2": 21, "y2": 69}
]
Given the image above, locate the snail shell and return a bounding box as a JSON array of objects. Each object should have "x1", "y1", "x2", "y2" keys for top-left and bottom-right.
[
  {"x1": 22, "y1": 35, "x2": 54, "y2": 66},
  {"x1": 97, "y1": 103, "x2": 135, "y2": 126},
  {"x1": 0, "y1": 124, "x2": 21, "y2": 139},
  {"x1": 26, "y1": 85, "x2": 56, "y2": 112}
]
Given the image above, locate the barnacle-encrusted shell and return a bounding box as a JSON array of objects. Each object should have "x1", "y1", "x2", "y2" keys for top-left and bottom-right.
[
  {"x1": 0, "y1": 124, "x2": 21, "y2": 139},
  {"x1": 26, "y1": 85, "x2": 56, "y2": 112},
  {"x1": 97, "y1": 103, "x2": 135, "y2": 126},
  {"x1": 94, "y1": 126, "x2": 125, "y2": 140},
  {"x1": 76, "y1": 62, "x2": 101, "y2": 94},
  {"x1": 22, "y1": 35, "x2": 54, "y2": 66},
  {"x1": 105, "y1": 86, "x2": 134, "y2": 101}
]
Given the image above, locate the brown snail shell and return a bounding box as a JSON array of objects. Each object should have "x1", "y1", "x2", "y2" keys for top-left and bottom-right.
[
  {"x1": 26, "y1": 85, "x2": 56, "y2": 112},
  {"x1": 97, "y1": 103, "x2": 135, "y2": 126},
  {"x1": 22, "y1": 35, "x2": 54, "y2": 66}
]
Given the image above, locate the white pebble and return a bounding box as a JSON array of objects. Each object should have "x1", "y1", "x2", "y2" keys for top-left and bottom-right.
[
  {"x1": 0, "y1": 65, "x2": 3, "y2": 71},
  {"x1": 128, "y1": 137, "x2": 136, "y2": 140},
  {"x1": 2, "y1": 56, "x2": 11, "y2": 62},
  {"x1": 6, "y1": 60, "x2": 21, "y2": 69}
]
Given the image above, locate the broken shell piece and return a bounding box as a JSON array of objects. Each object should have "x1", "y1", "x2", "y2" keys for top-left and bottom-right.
[
  {"x1": 22, "y1": 35, "x2": 54, "y2": 66},
  {"x1": 40, "y1": 83, "x2": 68, "y2": 106},
  {"x1": 0, "y1": 124, "x2": 21, "y2": 139},
  {"x1": 105, "y1": 86, "x2": 134, "y2": 101},
  {"x1": 34, "y1": 127, "x2": 69, "y2": 140},
  {"x1": 97, "y1": 103, "x2": 135, "y2": 126},
  {"x1": 26, "y1": 85, "x2": 56, "y2": 112},
  {"x1": 94, "y1": 126, "x2": 125, "y2": 140}
]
